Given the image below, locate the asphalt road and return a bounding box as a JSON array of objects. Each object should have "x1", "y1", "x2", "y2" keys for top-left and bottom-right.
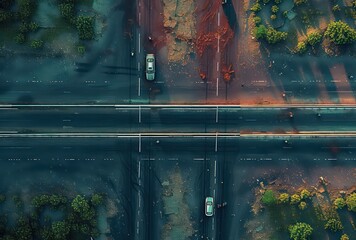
[{"x1": 2, "y1": 106, "x2": 356, "y2": 133}]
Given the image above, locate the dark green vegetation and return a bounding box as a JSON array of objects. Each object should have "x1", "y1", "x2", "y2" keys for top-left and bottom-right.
[
  {"x1": 0, "y1": 193, "x2": 104, "y2": 240},
  {"x1": 0, "y1": 0, "x2": 95, "y2": 53},
  {"x1": 249, "y1": 0, "x2": 356, "y2": 55},
  {"x1": 259, "y1": 188, "x2": 356, "y2": 239}
]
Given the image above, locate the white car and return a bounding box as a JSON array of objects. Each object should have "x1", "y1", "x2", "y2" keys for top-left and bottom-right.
[
  {"x1": 205, "y1": 197, "x2": 214, "y2": 216},
  {"x1": 146, "y1": 54, "x2": 155, "y2": 81}
]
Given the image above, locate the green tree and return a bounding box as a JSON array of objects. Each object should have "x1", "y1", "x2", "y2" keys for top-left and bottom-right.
[
  {"x1": 288, "y1": 222, "x2": 313, "y2": 240},
  {"x1": 254, "y1": 24, "x2": 267, "y2": 39},
  {"x1": 334, "y1": 197, "x2": 346, "y2": 209},
  {"x1": 253, "y1": 16, "x2": 262, "y2": 26},
  {"x1": 76, "y1": 16, "x2": 95, "y2": 40},
  {"x1": 300, "y1": 189, "x2": 311, "y2": 199},
  {"x1": 306, "y1": 32, "x2": 322, "y2": 46},
  {"x1": 340, "y1": 234, "x2": 349, "y2": 240},
  {"x1": 261, "y1": 189, "x2": 277, "y2": 205},
  {"x1": 71, "y1": 195, "x2": 95, "y2": 220},
  {"x1": 52, "y1": 221, "x2": 70, "y2": 240},
  {"x1": 0, "y1": 10, "x2": 12, "y2": 23},
  {"x1": 270, "y1": 14, "x2": 277, "y2": 20},
  {"x1": 325, "y1": 218, "x2": 343, "y2": 232},
  {"x1": 298, "y1": 201, "x2": 307, "y2": 210},
  {"x1": 91, "y1": 193, "x2": 103, "y2": 206},
  {"x1": 266, "y1": 27, "x2": 288, "y2": 44},
  {"x1": 294, "y1": 0, "x2": 307, "y2": 6},
  {"x1": 291, "y1": 194, "x2": 301, "y2": 204},
  {"x1": 295, "y1": 41, "x2": 307, "y2": 54},
  {"x1": 271, "y1": 5, "x2": 279, "y2": 13},
  {"x1": 278, "y1": 193, "x2": 290, "y2": 203},
  {"x1": 250, "y1": 3, "x2": 262, "y2": 12},
  {"x1": 59, "y1": 3, "x2": 76, "y2": 24},
  {"x1": 345, "y1": 193, "x2": 356, "y2": 212},
  {"x1": 15, "y1": 217, "x2": 32, "y2": 240},
  {"x1": 324, "y1": 21, "x2": 356, "y2": 45}
]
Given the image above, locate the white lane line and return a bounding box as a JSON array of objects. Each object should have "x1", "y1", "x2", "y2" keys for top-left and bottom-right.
[
  {"x1": 218, "y1": 12, "x2": 220, "y2": 26},
  {"x1": 138, "y1": 33, "x2": 141, "y2": 53},
  {"x1": 214, "y1": 178, "x2": 217, "y2": 184},
  {"x1": 215, "y1": 132, "x2": 218, "y2": 152},
  {"x1": 214, "y1": 160, "x2": 217, "y2": 177},
  {"x1": 138, "y1": 105, "x2": 141, "y2": 123},
  {"x1": 139, "y1": 12, "x2": 141, "y2": 25},
  {"x1": 216, "y1": 78, "x2": 219, "y2": 96},
  {"x1": 215, "y1": 106, "x2": 219, "y2": 123},
  {"x1": 138, "y1": 77, "x2": 141, "y2": 96},
  {"x1": 212, "y1": 218, "x2": 215, "y2": 230},
  {"x1": 138, "y1": 194, "x2": 141, "y2": 207},
  {"x1": 217, "y1": 62, "x2": 219, "y2": 72},
  {"x1": 138, "y1": 62, "x2": 140, "y2": 71},
  {"x1": 138, "y1": 133, "x2": 141, "y2": 152},
  {"x1": 213, "y1": 189, "x2": 216, "y2": 197},
  {"x1": 138, "y1": 161, "x2": 141, "y2": 178},
  {"x1": 217, "y1": 35, "x2": 220, "y2": 53}
]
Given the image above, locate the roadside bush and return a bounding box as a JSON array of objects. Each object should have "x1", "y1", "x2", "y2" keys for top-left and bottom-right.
[
  {"x1": 288, "y1": 222, "x2": 313, "y2": 240},
  {"x1": 250, "y1": 3, "x2": 262, "y2": 12},
  {"x1": 59, "y1": 3, "x2": 76, "y2": 24},
  {"x1": 291, "y1": 194, "x2": 301, "y2": 204},
  {"x1": 261, "y1": 189, "x2": 277, "y2": 205},
  {"x1": 306, "y1": 32, "x2": 322, "y2": 46},
  {"x1": 28, "y1": 22, "x2": 39, "y2": 31},
  {"x1": 278, "y1": 193, "x2": 290, "y2": 203},
  {"x1": 271, "y1": 5, "x2": 279, "y2": 13},
  {"x1": 300, "y1": 189, "x2": 311, "y2": 199},
  {"x1": 345, "y1": 192, "x2": 356, "y2": 211},
  {"x1": 91, "y1": 194, "x2": 103, "y2": 206},
  {"x1": 295, "y1": 41, "x2": 307, "y2": 53},
  {"x1": 71, "y1": 195, "x2": 95, "y2": 220},
  {"x1": 324, "y1": 218, "x2": 343, "y2": 232},
  {"x1": 334, "y1": 197, "x2": 346, "y2": 209},
  {"x1": 324, "y1": 21, "x2": 356, "y2": 45},
  {"x1": 77, "y1": 45, "x2": 86, "y2": 55},
  {"x1": 266, "y1": 27, "x2": 288, "y2": 43},
  {"x1": 254, "y1": 24, "x2": 267, "y2": 39},
  {"x1": 18, "y1": 0, "x2": 36, "y2": 20},
  {"x1": 52, "y1": 221, "x2": 70, "y2": 240},
  {"x1": 270, "y1": 14, "x2": 277, "y2": 20},
  {"x1": 294, "y1": 0, "x2": 307, "y2": 6},
  {"x1": 76, "y1": 16, "x2": 95, "y2": 40}
]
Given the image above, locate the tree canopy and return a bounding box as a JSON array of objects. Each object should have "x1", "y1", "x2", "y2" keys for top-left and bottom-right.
[
  {"x1": 288, "y1": 222, "x2": 313, "y2": 240},
  {"x1": 324, "y1": 21, "x2": 356, "y2": 45}
]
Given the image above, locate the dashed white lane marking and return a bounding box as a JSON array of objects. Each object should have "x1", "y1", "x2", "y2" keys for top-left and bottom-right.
[
  {"x1": 138, "y1": 161, "x2": 141, "y2": 178},
  {"x1": 216, "y1": 78, "x2": 219, "y2": 97},
  {"x1": 217, "y1": 35, "x2": 220, "y2": 53},
  {"x1": 138, "y1": 62, "x2": 140, "y2": 71},
  {"x1": 215, "y1": 132, "x2": 218, "y2": 152},
  {"x1": 138, "y1": 77, "x2": 141, "y2": 96},
  {"x1": 138, "y1": 33, "x2": 141, "y2": 53},
  {"x1": 138, "y1": 134, "x2": 141, "y2": 152},
  {"x1": 215, "y1": 106, "x2": 219, "y2": 123},
  {"x1": 214, "y1": 160, "x2": 217, "y2": 177},
  {"x1": 216, "y1": 62, "x2": 219, "y2": 72},
  {"x1": 218, "y1": 12, "x2": 220, "y2": 26}
]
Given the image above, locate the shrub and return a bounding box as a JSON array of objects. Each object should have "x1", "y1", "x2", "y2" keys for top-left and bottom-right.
[
  {"x1": 261, "y1": 189, "x2": 277, "y2": 205},
  {"x1": 59, "y1": 3, "x2": 76, "y2": 24},
  {"x1": 345, "y1": 192, "x2": 356, "y2": 211},
  {"x1": 291, "y1": 194, "x2": 301, "y2": 204},
  {"x1": 254, "y1": 24, "x2": 267, "y2": 39},
  {"x1": 91, "y1": 194, "x2": 103, "y2": 206},
  {"x1": 250, "y1": 3, "x2": 262, "y2": 12},
  {"x1": 334, "y1": 197, "x2": 346, "y2": 209},
  {"x1": 52, "y1": 221, "x2": 70, "y2": 240},
  {"x1": 270, "y1": 14, "x2": 277, "y2": 20},
  {"x1": 30, "y1": 39, "x2": 43, "y2": 49},
  {"x1": 324, "y1": 218, "x2": 343, "y2": 232},
  {"x1": 271, "y1": 5, "x2": 279, "y2": 13},
  {"x1": 288, "y1": 222, "x2": 313, "y2": 240},
  {"x1": 274, "y1": 0, "x2": 282, "y2": 3},
  {"x1": 266, "y1": 27, "x2": 288, "y2": 43},
  {"x1": 300, "y1": 189, "x2": 311, "y2": 199},
  {"x1": 76, "y1": 16, "x2": 95, "y2": 40},
  {"x1": 263, "y1": 0, "x2": 270, "y2": 3},
  {"x1": 298, "y1": 201, "x2": 307, "y2": 210},
  {"x1": 324, "y1": 21, "x2": 356, "y2": 45},
  {"x1": 77, "y1": 45, "x2": 86, "y2": 55},
  {"x1": 294, "y1": 0, "x2": 307, "y2": 6},
  {"x1": 253, "y1": 16, "x2": 262, "y2": 26},
  {"x1": 0, "y1": 10, "x2": 12, "y2": 23},
  {"x1": 295, "y1": 41, "x2": 307, "y2": 54},
  {"x1": 29, "y1": 22, "x2": 39, "y2": 32},
  {"x1": 332, "y1": 5, "x2": 341, "y2": 12},
  {"x1": 278, "y1": 193, "x2": 290, "y2": 203},
  {"x1": 341, "y1": 234, "x2": 349, "y2": 240},
  {"x1": 306, "y1": 32, "x2": 322, "y2": 46}
]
